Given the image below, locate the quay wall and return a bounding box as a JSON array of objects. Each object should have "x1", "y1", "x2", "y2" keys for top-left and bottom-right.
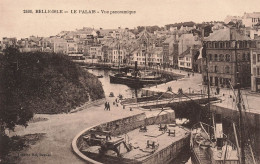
[
  {"x1": 142, "y1": 134, "x2": 190, "y2": 164},
  {"x1": 72, "y1": 111, "x2": 176, "y2": 164},
  {"x1": 211, "y1": 105, "x2": 260, "y2": 130}
]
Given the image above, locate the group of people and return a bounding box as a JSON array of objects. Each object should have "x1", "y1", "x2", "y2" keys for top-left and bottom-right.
[{"x1": 104, "y1": 101, "x2": 110, "y2": 111}]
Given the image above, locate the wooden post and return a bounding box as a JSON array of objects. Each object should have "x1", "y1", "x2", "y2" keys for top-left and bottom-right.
[{"x1": 233, "y1": 122, "x2": 241, "y2": 163}]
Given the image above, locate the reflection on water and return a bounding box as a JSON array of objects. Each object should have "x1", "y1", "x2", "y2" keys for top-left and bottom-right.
[{"x1": 89, "y1": 69, "x2": 142, "y2": 98}]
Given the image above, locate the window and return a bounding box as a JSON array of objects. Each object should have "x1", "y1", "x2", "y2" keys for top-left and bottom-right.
[
  {"x1": 253, "y1": 68, "x2": 256, "y2": 76},
  {"x1": 214, "y1": 66, "x2": 218, "y2": 73},
  {"x1": 209, "y1": 54, "x2": 213, "y2": 61},
  {"x1": 208, "y1": 42, "x2": 212, "y2": 48},
  {"x1": 225, "y1": 66, "x2": 230, "y2": 74},
  {"x1": 242, "y1": 53, "x2": 246, "y2": 61},
  {"x1": 258, "y1": 54, "x2": 260, "y2": 62},
  {"x1": 214, "y1": 54, "x2": 218, "y2": 61},
  {"x1": 226, "y1": 54, "x2": 231, "y2": 62},
  {"x1": 215, "y1": 42, "x2": 218, "y2": 48},
  {"x1": 225, "y1": 42, "x2": 230, "y2": 48},
  {"x1": 220, "y1": 78, "x2": 223, "y2": 84},
  {"x1": 219, "y1": 54, "x2": 224, "y2": 61},
  {"x1": 247, "y1": 53, "x2": 250, "y2": 61},
  {"x1": 258, "y1": 67, "x2": 260, "y2": 76},
  {"x1": 210, "y1": 77, "x2": 213, "y2": 85},
  {"x1": 220, "y1": 42, "x2": 223, "y2": 48},
  {"x1": 253, "y1": 54, "x2": 256, "y2": 64},
  {"x1": 203, "y1": 76, "x2": 207, "y2": 83}
]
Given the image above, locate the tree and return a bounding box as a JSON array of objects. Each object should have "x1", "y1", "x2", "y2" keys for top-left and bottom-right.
[
  {"x1": 0, "y1": 48, "x2": 34, "y2": 135},
  {"x1": 96, "y1": 30, "x2": 101, "y2": 37}
]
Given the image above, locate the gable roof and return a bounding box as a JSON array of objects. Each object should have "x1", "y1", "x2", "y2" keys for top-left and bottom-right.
[
  {"x1": 179, "y1": 47, "x2": 191, "y2": 57},
  {"x1": 205, "y1": 28, "x2": 251, "y2": 41}
]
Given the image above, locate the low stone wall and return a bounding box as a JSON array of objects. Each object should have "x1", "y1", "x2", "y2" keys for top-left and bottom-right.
[
  {"x1": 70, "y1": 98, "x2": 106, "y2": 113},
  {"x1": 72, "y1": 111, "x2": 176, "y2": 164}
]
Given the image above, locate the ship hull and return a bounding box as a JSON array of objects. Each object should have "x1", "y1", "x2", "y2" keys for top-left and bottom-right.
[{"x1": 109, "y1": 74, "x2": 165, "y2": 87}]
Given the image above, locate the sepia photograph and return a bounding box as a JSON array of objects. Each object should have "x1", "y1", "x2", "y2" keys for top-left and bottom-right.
[{"x1": 0, "y1": 0, "x2": 260, "y2": 163}]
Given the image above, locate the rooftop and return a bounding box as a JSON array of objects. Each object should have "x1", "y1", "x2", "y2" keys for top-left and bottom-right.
[{"x1": 205, "y1": 28, "x2": 251, "y2": 41}]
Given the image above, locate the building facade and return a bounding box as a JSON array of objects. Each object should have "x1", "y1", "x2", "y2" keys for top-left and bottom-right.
[
  {"x1": 242, "y1": 12, "x2": 260, "y2": 28},
  {"x1": 202, "y1": 28, "x2": 252, "y2": 88},
  {"x1": 251, "y1": 38, "x2": 260, "y2": 92}
]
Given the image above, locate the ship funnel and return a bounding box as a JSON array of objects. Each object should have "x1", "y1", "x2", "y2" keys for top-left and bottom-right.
[
  {"x1": 134, "y1": 61, "x2": 138, "y2": 77},
  {"x1": 215, "y1": 114, "x2": 223, "y2": 148}
]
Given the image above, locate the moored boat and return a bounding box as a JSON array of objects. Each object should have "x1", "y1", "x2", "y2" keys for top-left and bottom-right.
[
  {"x1": 190, "y1": 121, "x2": 239, "y2": 164},
  {"x1": 109, "y1": 70, "x2": 165, "y2": 88}
]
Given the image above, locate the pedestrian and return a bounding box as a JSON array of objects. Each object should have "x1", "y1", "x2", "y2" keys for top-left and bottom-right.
[
  {"x1": 216, "y1": 86, "x2": 220, "y2": 95},
  {"x1": 104, "y1": 102, "x2": 107, "y2": 110},
  {"x1": 107, "y1": 102, "x2": 110, "y2": 111}
]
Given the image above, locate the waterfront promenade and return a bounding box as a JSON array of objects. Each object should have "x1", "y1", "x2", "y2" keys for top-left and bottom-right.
[{"x1": 8, "y1": 97, "x2": 143, "y2": 164}]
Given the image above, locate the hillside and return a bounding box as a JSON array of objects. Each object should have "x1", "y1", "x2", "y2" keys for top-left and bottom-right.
[{"x1": 0, "y1": 48, "x2": 105, "y2": 114}]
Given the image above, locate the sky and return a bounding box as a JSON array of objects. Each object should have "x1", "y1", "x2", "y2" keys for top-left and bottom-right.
[{"x1": 0, "y1": 0, "x2": 259, "y2": 39}]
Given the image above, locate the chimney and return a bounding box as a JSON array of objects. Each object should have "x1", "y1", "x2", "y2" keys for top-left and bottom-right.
[
  {"x1": 202, "y1": 29, "x2": 204, "y2": 40},
  {"x1": 230, "y1": 28, "x2": 236, "y2": 40}
]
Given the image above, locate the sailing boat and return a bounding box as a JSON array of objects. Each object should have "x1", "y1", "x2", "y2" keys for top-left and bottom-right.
[
  {"x1": 109, "y1": 40, "x2": 165, "y2": 87},
  {"x1": 190, "y1": 41, "x2": 240, "y2": 164}
]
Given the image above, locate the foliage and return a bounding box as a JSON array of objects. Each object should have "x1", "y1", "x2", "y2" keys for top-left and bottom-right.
[
  {"x1": 136, "y1": 25, "x2": 164, "y2": 34},
  {"x1": 0, "y1": 133, "x2": 46, "y2": 163},
  {"x1": 165, "y1": 21, "x2": 196, "y2": 30},
  {"x1": 0, "y1": 48, "x2": 104, "y2": 134}
]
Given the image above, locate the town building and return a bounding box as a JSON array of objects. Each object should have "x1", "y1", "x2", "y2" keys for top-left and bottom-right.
[
  {"x1": 202, "y1": 28, "x2": 252, "y2": 88},
  {"x1": 250, "y1": 37, "x2": 260, "y2": 92},
  {"x1": 162, "y1": 35, "x2": 177, "y2": 68},
  {"x1": 224, "y1": 15, "x2": 242, "y2": 24},
  {"x1": 50, "y1": 37, "x2": 68, "y2": 54},
  {"x1": 131, "y1": 48, "x2": 146, "y2": 66},
  {"x1": 147, "y1": 47, "x2": 163, "y2": 66},
  {"x1": 178, "y1": 33, "x2": 201, "y2": 70},
  {"x1": 2, "y1": 37, "x2": 17, "y2": 49},
  {"x1": 242, "y1": 12, "x2": 260, "y2": 28},
  {"x1": 178, "y1": 45, "x2": 201, "y2": 72},
  {"x1": 137, "y1": 29, "x2": 156, "y2": 46},
  {"x1": 89, "y1": 46, "x2": 103, "y2": 61},
  {"x1": 66, "y1": 39, "x2": 78, "y2": 54}
]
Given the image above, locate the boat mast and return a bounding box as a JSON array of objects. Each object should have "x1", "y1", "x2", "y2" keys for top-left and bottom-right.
[
  {"x1": 234, "y1": 40, "x2": 245, "y2": 164},
  {"x1": 118, "y1": 39, "x2": 120, "y2": 73},
  {"x1": 201, "y1": 27, "x2": 212, "y2": 128},
  {"x1": 205, "y1": 42, "x2": 212, "y2": 136}
]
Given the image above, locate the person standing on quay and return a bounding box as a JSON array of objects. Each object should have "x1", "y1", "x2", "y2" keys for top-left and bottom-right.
[
  {"x1": 104, "y1": 102, "x2": 107, "y2": 110},
  {"x1": 107, "y1": 102, "x2": 110, "y2": 111}
]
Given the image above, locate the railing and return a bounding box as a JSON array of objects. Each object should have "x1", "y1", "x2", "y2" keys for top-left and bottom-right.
[{"x1": 123, "y1": 94, "x2": 206, "y2": 108}]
